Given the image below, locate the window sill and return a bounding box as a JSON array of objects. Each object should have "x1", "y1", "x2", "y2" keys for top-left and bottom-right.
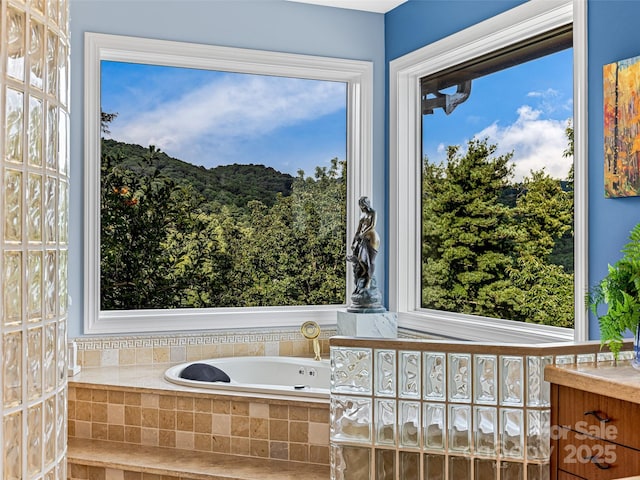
[
  {"x1": 398, "y1": 310, "x2": 575, "y2": 344},
  {"x1": 85, "y1": 305, "x2": 342, "y2": 335}
]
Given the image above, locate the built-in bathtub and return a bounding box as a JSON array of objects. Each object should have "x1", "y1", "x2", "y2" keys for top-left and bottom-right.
[
  {"x1": 164, "y1": 355, "x2": 330, "y2": 399},
  {"x1": 68, "y1": 356, "x2": 332, "y2": 476}
]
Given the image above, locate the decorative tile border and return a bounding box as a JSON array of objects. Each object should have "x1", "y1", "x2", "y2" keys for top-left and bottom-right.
[
  {"x1": 72, "y1": 327, "x2": 337, "y2": 367},
  {"x1": 70, "y1": 324, "x2": 442, "y2": 368},
  {"x1": 75, "y1": 328, "x2": 333, "y2": 349}
]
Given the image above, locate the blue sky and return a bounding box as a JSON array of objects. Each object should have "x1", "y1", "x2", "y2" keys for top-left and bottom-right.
[
  {"x1": 101, "y1": 61, "x2": 347, "y2": 177},
  {"x1": 101, "y1": 47, "x2": 572, "y2": 180},
  {"x1": 422, "y1": 47, "x2": 573, "y2": 181}
]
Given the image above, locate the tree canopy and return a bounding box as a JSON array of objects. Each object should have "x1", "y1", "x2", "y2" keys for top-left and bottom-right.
[
  {"x1": 100, "y1": 140, "x2": 346, "y2": 310},
  {"x1": 100, "y1": 118, "x2": 574, "y2": 328},
  {"x1": 421, "y1": 136, "x2": 574, "y2": 328}
]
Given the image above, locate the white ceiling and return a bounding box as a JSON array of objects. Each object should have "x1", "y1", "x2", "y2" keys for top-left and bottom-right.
[{"x1": 288, "y1": 0, "x2": 407, "y2": 13}]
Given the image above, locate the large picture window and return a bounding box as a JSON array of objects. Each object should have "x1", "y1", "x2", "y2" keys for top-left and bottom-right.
[
  {"x1": 389, "y1": 0, "x2": 587, "y2": 342},
  {"x1": 84, "y1": 33, "x2": 373, "y2": 334},
  {"x1": 100, "y1": 62, "x2": 348, "y2": 311},
  {"x1": 421, "y1": 43, "x2": 574, "y2": 328}
]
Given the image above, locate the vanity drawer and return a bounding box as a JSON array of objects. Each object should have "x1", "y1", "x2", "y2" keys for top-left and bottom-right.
[
  {"x1": 556, "y1": 385, "x2": 640, "y2": 450},
  {"x1": 557, "y1": 429, "x2": 640, "y2": 480}
]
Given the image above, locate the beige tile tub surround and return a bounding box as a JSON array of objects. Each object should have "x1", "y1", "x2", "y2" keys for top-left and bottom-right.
[
  {"x1": 71, "y1": 326, "x2": 437, "y2": 369},
  {"x1": 73, "y1": 329, "x2": 335, "y2": 368},
  {"x1": 68, "y1": 366, "x2": 330, "y2": 466}
]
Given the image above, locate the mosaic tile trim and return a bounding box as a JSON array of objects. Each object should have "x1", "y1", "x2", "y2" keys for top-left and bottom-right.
[{"x1": 74, "y1": 328, "x2": 336, "y2": 351}]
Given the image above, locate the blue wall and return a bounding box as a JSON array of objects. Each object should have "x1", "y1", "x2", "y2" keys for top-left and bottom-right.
[
  {"x1": 385, "y1": 0, "x2": 640, "y2": 340},
  {"x1": 68, "y1": 0, "x2": 385, "y2": 337},
  {"x1": 587, "y1": 0, "x2": 640, "y2": 339},
  {"x1": 384, "y1": 0, "x2": 526, "y2": 60},
  {"x1": 70, "y1": 0, "x2": 640, "y2": 340}
]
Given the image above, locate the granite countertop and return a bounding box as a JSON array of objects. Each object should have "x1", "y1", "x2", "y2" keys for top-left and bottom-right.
[{"x1": 544, "y1": 360, "x2": 640, "y2": 404}]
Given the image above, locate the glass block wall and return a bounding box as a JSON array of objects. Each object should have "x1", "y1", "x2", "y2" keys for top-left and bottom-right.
[
  {"x1": 329, "y1": 338, "x2": 627, "y2": 480},
  {"x1": 1, "y1": 0, "x2": 70, "y2": 478}
]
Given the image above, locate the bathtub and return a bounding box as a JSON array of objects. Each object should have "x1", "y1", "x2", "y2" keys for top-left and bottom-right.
[{"x1": 164, "y1": 356, "x2": 330, "y2": 399}]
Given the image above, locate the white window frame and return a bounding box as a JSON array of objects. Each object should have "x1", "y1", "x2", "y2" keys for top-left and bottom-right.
[
  {"x1": 84, "y1": 32, "x2": 373, "y2": 334},
  {"x1": 388, "y1": 0, "x2": 588, "y2": 343}
]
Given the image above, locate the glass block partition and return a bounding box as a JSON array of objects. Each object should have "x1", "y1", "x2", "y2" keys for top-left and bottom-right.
[
  {"x1": 329, "y1": 337, "x2": 633, "y2": 480},
  {"x1": 1, "y1": 0, "x2": 70, "y2": 478}
]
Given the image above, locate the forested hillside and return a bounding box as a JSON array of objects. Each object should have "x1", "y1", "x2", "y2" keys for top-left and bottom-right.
[
  {"x1": 100, "y1": 139, "x2": 347, "y2": 310},
  {"x1": 102, "y1": 139, "x2": 294, "y2": 210}
]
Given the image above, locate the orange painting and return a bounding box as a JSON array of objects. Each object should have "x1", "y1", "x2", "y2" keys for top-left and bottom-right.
[{"x1": 604, "y1": 55, "x2": 640, "y2": 197}]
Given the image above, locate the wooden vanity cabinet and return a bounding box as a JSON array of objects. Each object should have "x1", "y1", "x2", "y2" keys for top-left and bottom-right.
[{"x1": 547, "y1": 363, "x2": 640, "y2": 480}]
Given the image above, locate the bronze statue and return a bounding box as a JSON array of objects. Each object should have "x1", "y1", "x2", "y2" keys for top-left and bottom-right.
[{"x1": 347, "y1": 196, "x2": 385, "y2": 313}]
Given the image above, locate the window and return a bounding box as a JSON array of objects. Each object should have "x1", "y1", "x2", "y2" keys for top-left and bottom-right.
[
  {"x1": 421, "y1": 43, "x2": 574, "y2": 326},
  {"x1": 84, "y1": 33, "x2": 373, "y2": 334},
  {"x1": 100, "y1": 62, "x2": 348, "y2": 311},
  {"x1": 389, "y1": 0, "x2": 587, "y2": 342}
]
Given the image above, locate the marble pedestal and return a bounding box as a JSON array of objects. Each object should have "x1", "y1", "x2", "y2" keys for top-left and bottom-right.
[{"x1": 337, "y1": 310, "x2": 397, "y2": 338}]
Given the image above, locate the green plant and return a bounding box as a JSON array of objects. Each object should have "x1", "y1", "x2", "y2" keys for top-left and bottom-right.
[{"x1": 588, "y1": 223, "x2": 640, "y2": 359}]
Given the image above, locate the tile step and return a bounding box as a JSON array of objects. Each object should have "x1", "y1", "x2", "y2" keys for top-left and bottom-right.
[{"x1": 68, "y1": 438, "x2": 329, "y2": 480}]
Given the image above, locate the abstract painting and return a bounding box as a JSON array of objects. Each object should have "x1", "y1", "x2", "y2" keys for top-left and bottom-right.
[{"x1": 604, "y1": 54, "x2": 640, "y2": 197}]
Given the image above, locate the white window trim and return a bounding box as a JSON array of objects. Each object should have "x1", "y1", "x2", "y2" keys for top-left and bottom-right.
[
  {"x1": 84, "y1": 32, "x2": 373, "y2": 334},
  {"x1": 388, "y1": 0, "x2": 588, "y2": 343}
]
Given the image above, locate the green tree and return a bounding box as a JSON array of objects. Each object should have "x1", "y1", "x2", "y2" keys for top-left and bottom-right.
[
  {"x1": 549, "y1": 121, "x2": 575, "y2": 273},
  {"x1": 161, "y1": 197, "x2": 231, "y2": 308},
  {"x1": 508, "y1": 168, "x2": 574, "y2": 326},
  {"x1": 421, "y1": 135, "x2": 574, "y2": 327},
  {"x1": 421, "y1": 139, "x2": 519, "y2": 317},
  {"x1": 506, "y1": 256, "x2": 574, "y2": 327},
  {"x1": 287, "y1": 159, "x2": 347, "y2": 304},
  {"x1": 219, "y1": 159, "x2": 347, "y2": 307},
  {"x1": 101, "y1": 146, "x2": 186, "y2": 309},
  {"x1": 513, "y1": 169, "x2": 572, "y2": 260},
  {"x1": 101, "y1": 111, "x2": 118, "y2": 134}
]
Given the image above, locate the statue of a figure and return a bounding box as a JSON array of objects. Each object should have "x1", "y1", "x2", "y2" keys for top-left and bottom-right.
[{"x1": 347, "y1": 196, "x2": 385, "y2": 313}]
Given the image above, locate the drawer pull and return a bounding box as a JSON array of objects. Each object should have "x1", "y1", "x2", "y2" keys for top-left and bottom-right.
[
  {"x1": 584, "y1": 454, "x2": 611, "y2": 470},
  {"x1": 583, "y1": 410, "x2": 611, "y2": 422}
]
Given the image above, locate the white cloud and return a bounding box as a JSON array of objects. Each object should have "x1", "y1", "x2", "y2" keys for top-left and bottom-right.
[
  {"x1": 108, "y1": 75, "x2": 345, "y2": 165},
  {"x1": 527, "y1": 87, "x2": 559, "y2": 99},
  {"x1": 526, "y1": 87, "x2": 572, "y2": 117},
  {"x1": 475, "y1": 105, "x2": 572, "y2": 181}
]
